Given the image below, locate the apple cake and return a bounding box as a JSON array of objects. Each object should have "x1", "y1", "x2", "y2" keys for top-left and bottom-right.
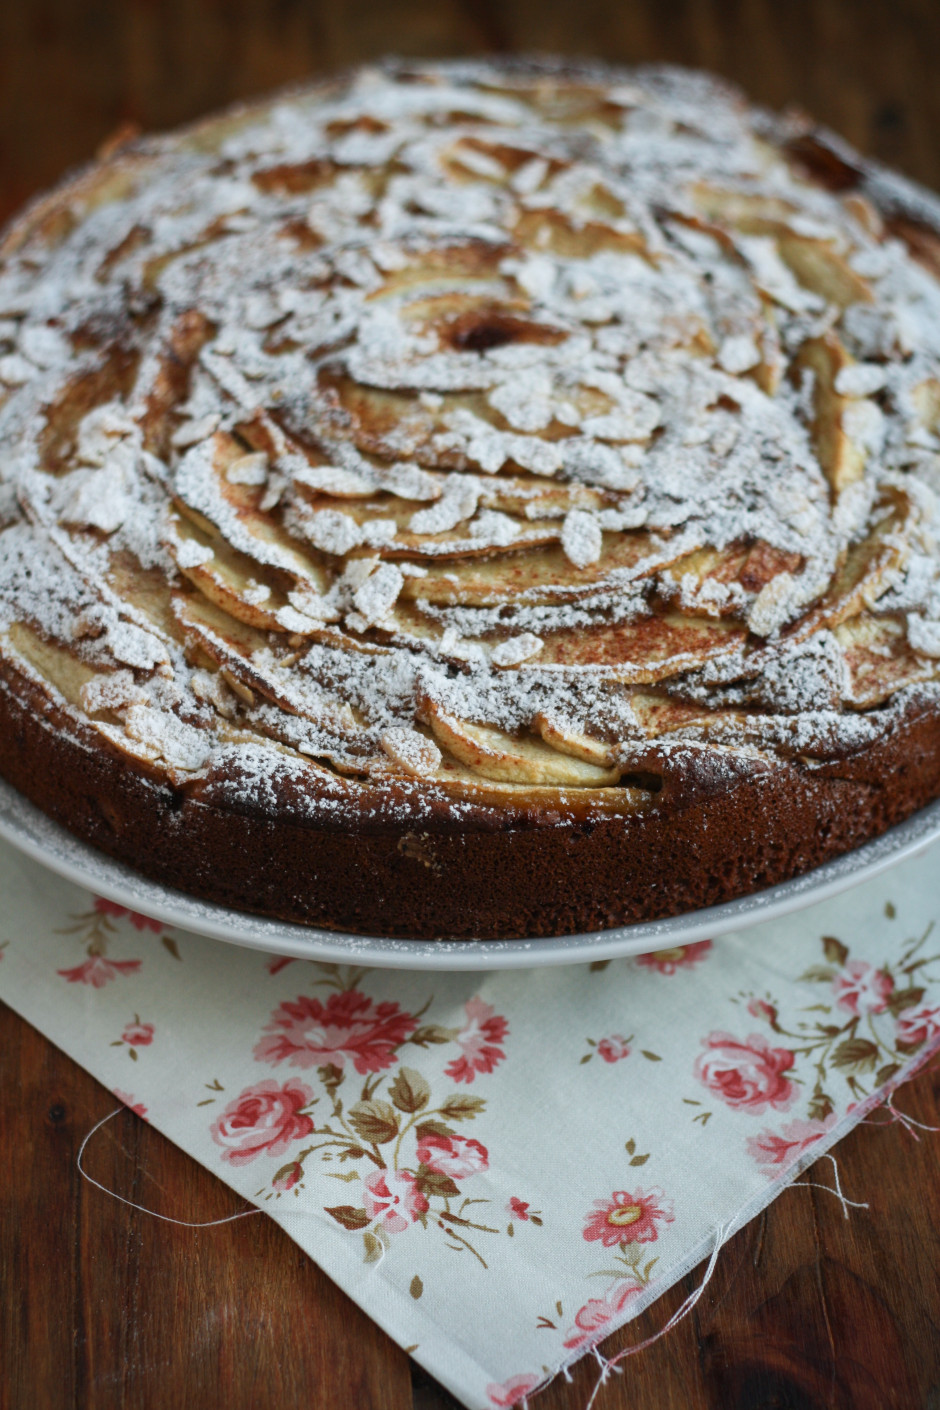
[{"x1": 2, "y1": 58, "x2": 940, "y2": 939}]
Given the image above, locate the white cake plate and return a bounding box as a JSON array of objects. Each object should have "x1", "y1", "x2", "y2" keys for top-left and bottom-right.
[{"x1": 2, "y1": 776, "x2": 940, "y2": 971}]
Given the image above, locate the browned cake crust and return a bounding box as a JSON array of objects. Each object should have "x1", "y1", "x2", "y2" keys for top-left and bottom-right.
[
  {"x1": 3, "y1": 58, "x2": 940, "y2": 939},
  {"x1": 4, "y1": 655, "x2": 940, "y2": 938}
]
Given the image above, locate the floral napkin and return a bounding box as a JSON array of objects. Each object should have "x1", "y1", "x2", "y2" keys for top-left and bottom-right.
[{"x1": 2, "y1": 836, "x2": 940, "y2": 1409}]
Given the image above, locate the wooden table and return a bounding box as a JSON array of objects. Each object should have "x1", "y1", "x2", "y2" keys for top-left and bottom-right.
[{"x1": 3, "y1": 2, "x2": 940, "y2": 1405}]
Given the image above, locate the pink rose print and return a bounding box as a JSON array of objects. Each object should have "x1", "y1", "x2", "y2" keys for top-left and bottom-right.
[
  {"x1": 445, "y1": 996, "x2": 508, "y2": 1084},
  {"x1": 747, "y1": 1116, "x2": 836, "y2": 1176},
  {"x1": 746, "y1": 997, "x2": 778, "y2": 1027},
  {"x1": 272, "y1": 1160, "x2": 304, "y2": 1192},
  {"x1": 210, "y1": 1079, "x2": 314, "y2": 1166},
  {"x1": 253, "y1": 990, "x2": 417, "y2": 1073},
  {"x1": 597, "y1": 1034, "x2": 632, "y2": 1063},
  {"x1": 121, "y1": 1020, "x2": 154, "y2": 1047},
  {"x1": 694, "y1": 1031, "x2": 796, "y2": 1114},
  {"x1": 416, "y1": 1131, "x2": 489, "y2": 1179},
  {"x1": 832, "y1": 961, "x2": 894, "y2": 1016},
  {"x1": 583, "y1": 1187, "x2": 674, "y2": 1247},
  {"x1": 896, "y1": 1002, "x2": 940, "y2": 1050},
  {"x1": 57, "y1": 956, "x2": 141, "y2": 987},
  {"x1": 363, "y1": 1168, "x2": 428, "y2": 1233},
  {"x1": 635, "y1": 940, "x2": 712, "y2": 974},
  {"x1": 507, "y1": 1197, "x2": 530, "y2": 1221},
  {"x1": 94, "y1": 897, "x2": 163, "y2": 933},
  {"x1": 113, "y1": 1089, "x2": 148, "y2": 1120},
  {"x1": 563, "y1": 1280, "x2": 644, "y2": 1351},
  {"x1": 487, "y1": 1373, "x2": 540, "y2": 1407}
]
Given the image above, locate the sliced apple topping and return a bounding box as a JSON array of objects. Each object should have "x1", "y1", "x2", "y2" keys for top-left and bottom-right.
[
  {"x1": 533, "y1": 713, "x2": 618, "y2": 766},
  {"x1": 912, "y1": 379, "x2": 940, "y2": 436},
  {"x1": 791, "y1": 488, "x2": 913, "y2": 638},
  {"x1": 173, "y1": 431, "x2": 332, "y2": 590},
  {"x1": 400, "y1": 531, "x2": 697, "y2": 607},
  {"x1": 424, "y1": 701, "x2": 622, "y2": 786},
  {"x1": 166, "y1": 512, "x2": 289, "y2": 631},
  {"x1": 537, "y1": 612, "x2": 744, "y2": 679},
  {"x1": 6, "y1": 60, "x2": 940, "y2": 811},
  {"x1": 836, "y1": 611, "x2": 936, "y2": 707},
  {"x1": 795, "y1": 335, "x2": 882, "y2": 496}
]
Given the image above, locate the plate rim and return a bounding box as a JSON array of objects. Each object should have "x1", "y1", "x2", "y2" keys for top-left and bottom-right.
[{"x1": 2, "y1": 777, "x2": 939, "y2": 970}]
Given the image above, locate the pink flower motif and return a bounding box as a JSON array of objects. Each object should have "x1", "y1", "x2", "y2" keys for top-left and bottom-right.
[
  {"x1": 113, "y1": 1089, "x2": 148, "y2": 1120},
  {"x1": 635, "y1": 940, "x2": 712, "y2": 974},
  {"x1": 583, "y1": 1187, "x2": 674, "y2": 1247},
  {"x1": 272, "y1": 1160, "x2": 304, "y2": 1192},
  {"x1": 266, "y1": 955, "x2": 296, "y2": 975},
  {"x1": 832, "y1": 961, "x2": 894, "y2": 1016},
  {"x1": 363, "y1": 1168, "x2": 428, "y2": 1233},
  {"x1": 694, "y1": 1031, "x2": 796, "y2": 1114},
  {"x1": 121, "y1": 1020, "x2": 154, "y2": 1047},
  {"x1": 94, "y1": 897, "x2": 163, "y2": 932},
  {"x1": 253, "y1": 990, "x2": 417, "y2": 1073},
  {"x1": 57, "y1": 956, "x2": 141, "y2": 988},
  {"x1": 747, "y1": 997, "x2": 778, "y2": 1026},
  {"x1": 487, "y1": 1373, "x2": 540, "y2": 1407},
  {"x1": 896, "y1": 1002, "x2": 940, "y2": 1050},
  {"x1": 507, "y1": 1196, "x2": 530, "y2": 1221},
  {"x1": 415, "y1": 1131, "x2": 489, "y2": 1179},
  {"x1": 597, "y1": 1034, "x2": 632, "y2": 1063},
  {"x1": 563, "y1": 1280, "x2": 644, "y2": 1350},
  {"x1": 747, "y1": 1116, "x2": 836, "y2": 1175},
  {"x1": 210, "y1": 1079, "x2": 314, "y2": 1166},
  {"x1": 444, "y1": 996, "x2": 508, "y2": 1084}
]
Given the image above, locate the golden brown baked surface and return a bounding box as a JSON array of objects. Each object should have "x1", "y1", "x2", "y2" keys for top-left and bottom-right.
[{"x1": 3, "y1": 58, "x2": 940, "y2": 937}]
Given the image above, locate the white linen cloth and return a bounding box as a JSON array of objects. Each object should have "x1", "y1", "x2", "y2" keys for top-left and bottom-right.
[{"x1": 2, "y1": 837, "x2": 939, "y2": 1409}]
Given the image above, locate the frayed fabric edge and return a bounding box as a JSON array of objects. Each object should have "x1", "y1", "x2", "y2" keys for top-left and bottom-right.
[{"x1": 516, "y1": 1032, "x2": 940, "y2": 1410}]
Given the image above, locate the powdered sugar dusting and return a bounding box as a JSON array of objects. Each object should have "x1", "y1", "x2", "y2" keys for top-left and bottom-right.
[{"x1": 1, "y1": 57, "x2": 940, "y2": 817}]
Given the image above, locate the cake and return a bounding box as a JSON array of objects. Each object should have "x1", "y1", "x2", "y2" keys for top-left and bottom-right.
[{"x1": 2, "y1": 58, "x2": 940, "y2": 939}]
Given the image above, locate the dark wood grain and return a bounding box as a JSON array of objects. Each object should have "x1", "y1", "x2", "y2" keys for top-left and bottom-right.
[
  {"x1": 2, "y1": 0, "x2": 940, "y2": 231},
  {"x1": 3, "y1": 2, "x2": 940, "y2": 1406}
]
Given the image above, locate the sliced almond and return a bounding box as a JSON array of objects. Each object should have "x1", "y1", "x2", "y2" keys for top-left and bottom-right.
[{"x1": 380, "y1": 726, "x2": 443, "y2": 777}]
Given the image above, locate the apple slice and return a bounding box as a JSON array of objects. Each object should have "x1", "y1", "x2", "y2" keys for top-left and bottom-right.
[
  {"x1": 537, "y1": 612, "x2": 744, "y2": 679},
  {"x1": 424, "y1": 701, "x2": 623, "y2": 787},
  {"x1": 166, "y1": 512, "x2": 289, "y2": 631},
  {"x1": 836, "y1": 611, "x2": 937, "y2": 707},
  {"x1": 173, "y1": 431, "x2": 331, "y2": 590},
  {"x1": 401, "y1": 531, "x2": 697, "y2": 606},
  {"x1": 791, "y1": 487, "x2": 912, "y2": 638},
  {"x1": 795, "y1": 334, "x2": 872, "y2": 495}
]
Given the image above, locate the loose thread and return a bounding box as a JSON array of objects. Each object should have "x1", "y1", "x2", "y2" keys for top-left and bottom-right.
[
  {"x1": 78, "y1": 1108, "x2": 262, "y2": 1228},
  {"x1": 583, "y1": 1219, "x2": 734, "y2": 1410},
  {"x1": 796, "y1": 1152, "x2": 868, "y2": 1220},
  {"x1": 884, "y1": 1092, "x2": 940, "y2": 1141},
  {"x1": 580, "y1": 1150, "x2": 870, "y2": 1408}
]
